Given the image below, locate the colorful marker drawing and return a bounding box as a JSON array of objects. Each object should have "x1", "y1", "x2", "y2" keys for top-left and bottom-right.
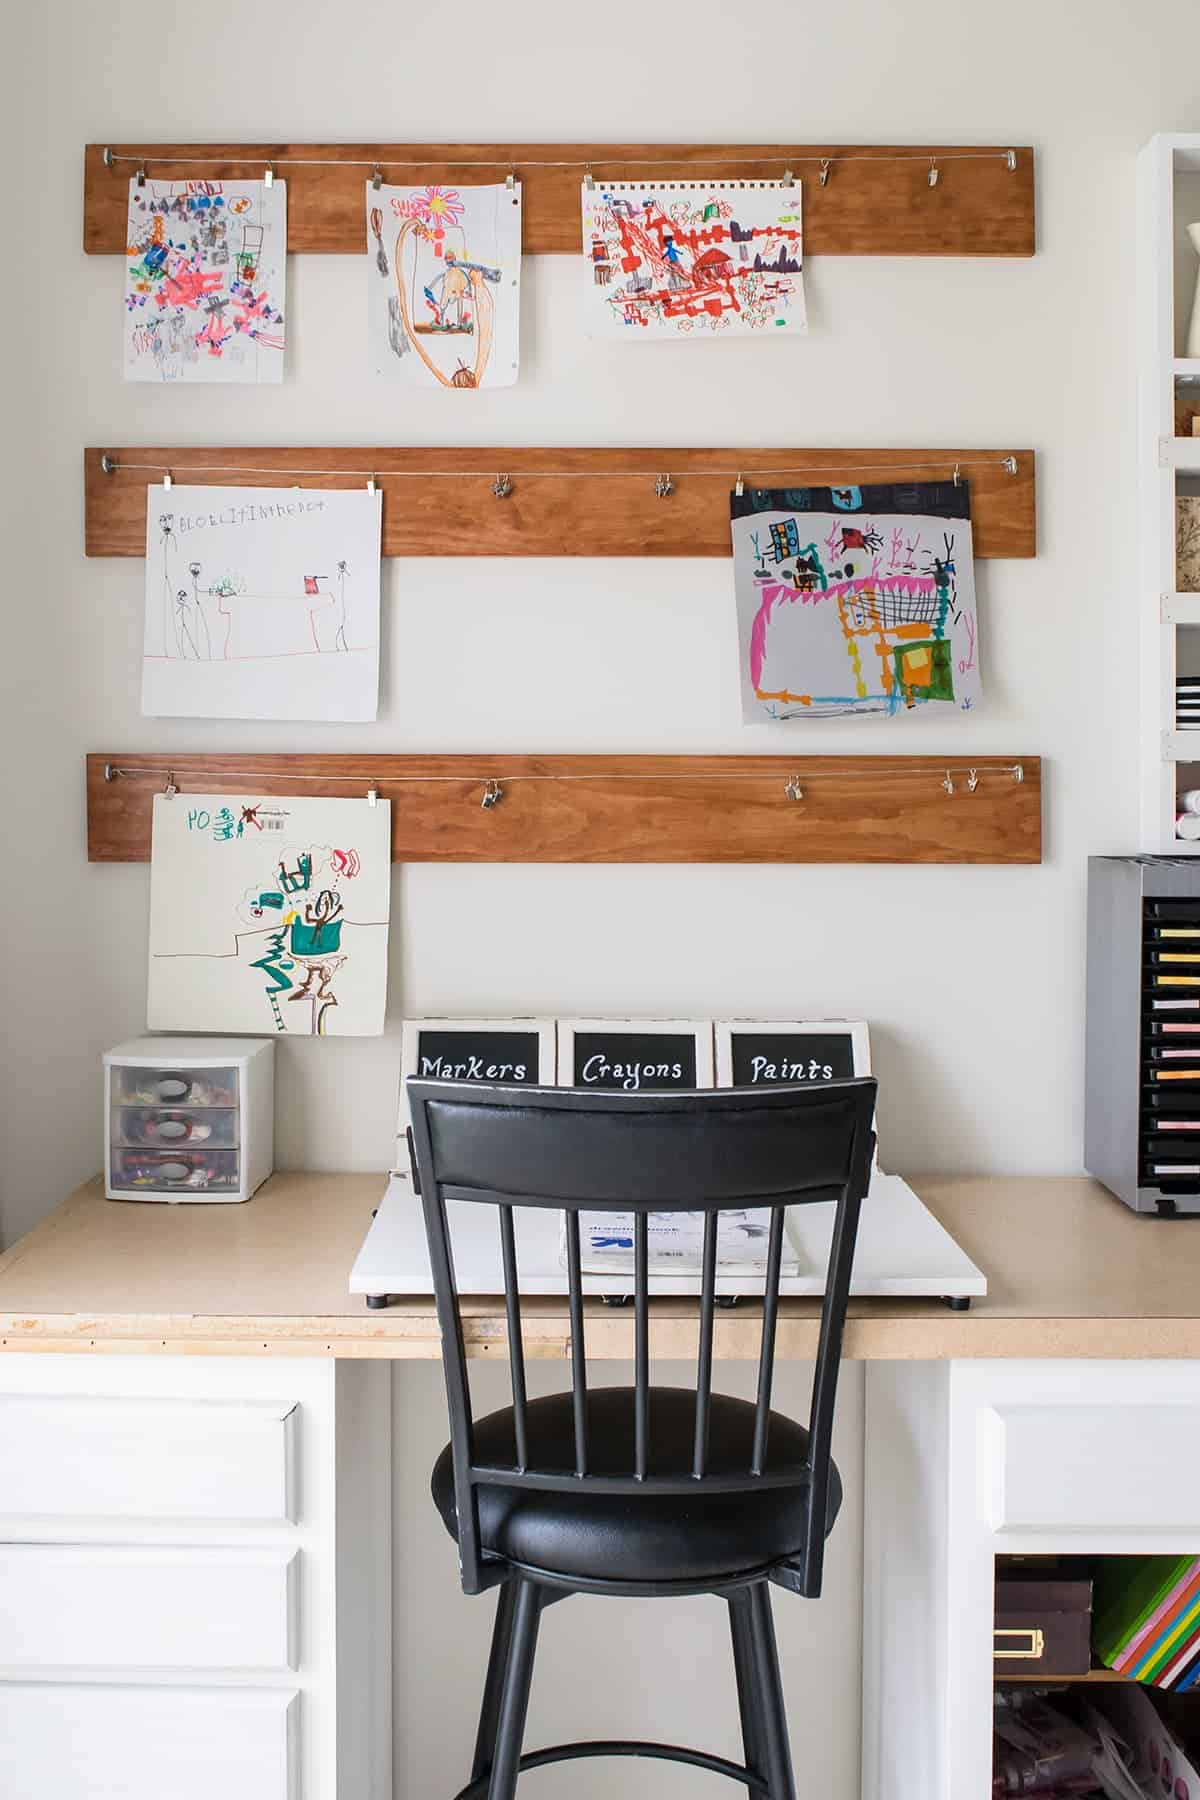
[
  {"x1": 124, "y1": 179, "x2": 286, "y2": 383},
  {"x1": 366, "y1": 182, "x2": 521, "y2": 387},
  {"x1": 142, "y1": 486, "x2": 381, "y2": 722},
  {"x1": 148, "y1": 795, "x2": 391, "y2": 1037},
  {"x1": 581, "y1": 180, "x2": 806, "y2": 339},
  {"x1": 731, "y1": 481, "x2": 982, "y2": 722}
]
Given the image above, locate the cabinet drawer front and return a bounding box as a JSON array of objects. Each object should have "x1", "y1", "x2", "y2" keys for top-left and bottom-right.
[
  {"x1": 993, "y1": 1403, "x2": 1200, "y2": 1530},
  {"x1": 0, "y1": 1547, "x2": 298, "y2": 1672},
  {"x1": 0, "y1": 1397, "x2": 297, "y2": 1523},
  {"x1": 0, "y1": 1684, "x2": 297, "y2": 1800}
]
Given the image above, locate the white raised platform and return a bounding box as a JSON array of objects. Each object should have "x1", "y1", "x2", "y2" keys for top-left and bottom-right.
[{"x1": 349, "y1": 1170, "x2": 987, "y2": 1305}]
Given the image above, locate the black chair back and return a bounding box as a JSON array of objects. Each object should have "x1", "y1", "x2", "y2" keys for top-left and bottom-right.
[{"x1": 407, "y1": 1078, "x2": 876, "y2": 1597}]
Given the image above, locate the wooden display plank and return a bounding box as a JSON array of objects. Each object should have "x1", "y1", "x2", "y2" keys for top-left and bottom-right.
[
  {"x1": 85, "y1": 447, "x2": 1036, "y2": 559},
  {"x1": 87, "y1": 753, "x2": 1042, "y2": 866},
  {"x1": 85, "y1": 143, "x2": 1035, "y2": 258}
]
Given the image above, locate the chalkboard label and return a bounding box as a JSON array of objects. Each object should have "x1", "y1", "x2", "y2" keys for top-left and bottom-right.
[
  {"x1": 558, "y1": 1020, "x2": 714, "y2": 1092},
  {"x1": 715, "y1": 1021, "x2": 869, "y2": 1089},
  {"x1": 397, "y1": 1018, "x2": 556, "y2": 1145},
  {"x1": 730, "y1": 1031, "x2": 855, "y2": 1085},
  {"x1": 413, "y1": 1029, "x2": 542, "y2": 1084}
]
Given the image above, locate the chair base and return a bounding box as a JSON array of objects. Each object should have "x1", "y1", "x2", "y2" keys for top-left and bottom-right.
[
  {"x1": 453, "y1": 1739, "x2": 769, "y2": 1798},
  {"x1": 464, "y1": 1573, "x2": 798, "y2": 1799}
]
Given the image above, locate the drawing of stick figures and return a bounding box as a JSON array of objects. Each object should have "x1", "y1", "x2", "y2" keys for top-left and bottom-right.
[
  {"x1": 335, "y1": 561, "x2": 349, "y2": 652},
  {"x1": 189, "y1": 561, "x2": 211, "y2": 659},
  {"x1": 159, "y1": 513, "x2": 179, "y2": 655},
  {"x1": 175, "y1": 589, "x2": 200, "y2": 659}
]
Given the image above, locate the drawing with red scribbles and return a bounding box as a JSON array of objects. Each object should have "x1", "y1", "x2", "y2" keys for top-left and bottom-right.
[
  {"x1": 124, "y1": 178, "x2": 286, "y2": 383},
  {"x1": 581, "y1": 179, "x2": 806, "y2": 339}
]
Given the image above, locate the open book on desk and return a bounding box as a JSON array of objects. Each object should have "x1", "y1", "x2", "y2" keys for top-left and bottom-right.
[{"x1": 349, "y1": 1168, "x2": 986, "y2": 1308}]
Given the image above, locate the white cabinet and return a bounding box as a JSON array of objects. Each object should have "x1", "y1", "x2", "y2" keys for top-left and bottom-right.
[
  {"x1": 864, "y1": 1360, "x2": 1200, "y2": 1800},
  {"x1": 0, "y1": 1545, "x2": 299, "y2": 1671},
  {"x1": 0, "y1": 1356, "x2": 391, "y2": 1800},
  {"x1": 0, "y1": 1395, "x2": 297, "y2": 1522},
  {"x1": 989, "y1": 1400, "x2": 1200, "y2": 1532},
  {"x1": 0, "y1": 1684, "x2": 299, "y2": 1800}
]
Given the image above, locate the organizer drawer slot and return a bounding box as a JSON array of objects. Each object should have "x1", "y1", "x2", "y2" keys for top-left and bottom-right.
[
  {"x1": 110, "y1": 1148, "x2": 241, "y2": 1193},
  {"x1": 110, "y1": 1065, "x2": 240, "y2": 1108},
  {"x1": 112, "y1": 1106, "x2": 238, "y2": 1149}
]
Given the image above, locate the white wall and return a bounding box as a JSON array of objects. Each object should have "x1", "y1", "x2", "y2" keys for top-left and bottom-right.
[
  {"x1": 8, "y1": 3, "x2": 1200, "y2": 1237},
  {"x1": 3, "y1": 3, "x2": 1198, "y2": 1795}
]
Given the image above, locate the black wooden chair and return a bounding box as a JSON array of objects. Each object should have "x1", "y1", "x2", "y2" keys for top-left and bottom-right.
[{"x1": 407, "y1": 1077, "x2": 877, "y2": 1800}]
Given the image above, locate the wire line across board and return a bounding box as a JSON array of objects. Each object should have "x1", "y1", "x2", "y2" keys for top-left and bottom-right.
[{"x1": 86, "y1": 754, "x2": 1044, "y2": 866}]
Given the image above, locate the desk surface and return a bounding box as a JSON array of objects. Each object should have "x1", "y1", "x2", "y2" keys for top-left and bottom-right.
[{"x1": 0, "y1": 1173, "x2": 1198, "y2": 1360}]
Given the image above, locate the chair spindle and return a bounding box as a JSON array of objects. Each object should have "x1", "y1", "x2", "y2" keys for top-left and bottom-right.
[
  {"x1": 498, "y1": 1205, "x2": 528, "y2": 1471},
  {"x1": 751, "y1": 1205, "x2": 786, "y2": 1476},
  {"x1": 634, "y1": 1212, "x2": 649, "y2": 1479},
  {"x1": 564, "y1": 1210, "x2": 589, "y2": 1476},
  {"x1": 693, "y1": 1210, "x2": 718, "y2": 1479}
]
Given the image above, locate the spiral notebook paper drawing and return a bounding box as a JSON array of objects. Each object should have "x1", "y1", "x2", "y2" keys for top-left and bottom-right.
[{"x1": 581, "y1": 179, "x2": 806, "y2": 339}]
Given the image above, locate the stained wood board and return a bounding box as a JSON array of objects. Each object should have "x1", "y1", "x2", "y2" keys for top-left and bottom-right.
[
  {"x1": 85, "y1": 143, "x2": 1035, "y2": 258},
  {"x1": 86, "y1": 753, "x2": 1043, "y2": 865},
  {"x1": 85, "y1": 447, "x2": 1037, "y2": 560}
]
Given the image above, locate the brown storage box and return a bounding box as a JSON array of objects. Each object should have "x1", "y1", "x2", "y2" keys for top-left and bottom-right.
[{"x1": 994, "y1": 1578, "x2": 1093, "y2": 1678}]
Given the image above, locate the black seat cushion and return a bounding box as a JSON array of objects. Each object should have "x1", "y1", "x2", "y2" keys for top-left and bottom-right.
[{"x1": 431, "y1": 1385, "x2": 841, "y2": 1585}]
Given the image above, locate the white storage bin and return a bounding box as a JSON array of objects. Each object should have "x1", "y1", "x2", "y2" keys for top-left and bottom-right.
[{"x1": 104, "y1": 1038, "x2": 274, "y2": 1204}]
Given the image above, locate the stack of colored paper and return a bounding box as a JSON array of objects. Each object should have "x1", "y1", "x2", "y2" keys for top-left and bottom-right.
[{"x1": 1093, "y1": 1555, "x2": 1200, "y2": 1689}]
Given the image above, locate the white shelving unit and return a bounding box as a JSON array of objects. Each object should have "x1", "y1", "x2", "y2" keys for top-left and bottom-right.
[{"x1": 1139, "y1": 134, "x2": 1200, "y2": 850}]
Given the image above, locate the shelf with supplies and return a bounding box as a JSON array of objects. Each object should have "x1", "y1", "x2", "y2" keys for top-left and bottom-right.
[
  {"x1": 84, "y1": 446, "x2": 1037, "y2": 561},
  {"x1": 86, "y1": 753, "x2": 1043, "y2": 866},
  {"x1": 1139, "y1": 135, "x2": 1200, "y2": 848},
  {"x1": 84, "y1": 141, "x2": 1035, "y2": 258}
]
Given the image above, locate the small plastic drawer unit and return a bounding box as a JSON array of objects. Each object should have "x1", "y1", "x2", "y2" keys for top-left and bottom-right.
[{"x1": 104, "y1": 1038, "x2": 274, "y2": 1204}]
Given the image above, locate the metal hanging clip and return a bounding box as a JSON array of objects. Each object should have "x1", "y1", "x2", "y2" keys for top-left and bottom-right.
[
  {"x1": 734, "y1": 473, "x2": 745, "y2": 498},
  {"x1": 506, "y1": 169, "x2": 516, "y2": 192},
  {"x1": 1006, "y1": 149, "x2": 1018, "y2": 172},
  {"x1": 928, "y1": 158, "x2": 940, "y2": 188},
  {"x1": 136, "y1": 164, "x2": 147, "y2": 188},
  {"x1": 942, "y1": 771, "x2": 955, "y2": 795},
  {"x1": 967, "y1": 769, "x2": 980, "y2": 793},
  {"x1": 372, "y1": 166, "x2": 383, "y2": 191},
  {"x1": 162, "y1": 470, "x2": 172, "y2": 491},
  {"x1": 782, "y1": 168, "x2": 795, "y2": 188},
  {"x1": 264, "y1": 164, "x2": 275, "y2": 188},
  {"x1": 493, "y1": 474, "x2": 512, "y2": 499},
  {"x1": 952, "y1": 463, "x2": 962, "y2": 488},
  {"x1": 819, "y1": 158, "x2": 832, "y2": 187},
  {"x1": 367, "y1": 787, "x2": 378, "y2": 808},
  {"x1": 584, "y1": 167, "x2": 595, "y2": 191},
  {"x1": 784, "y1": 775, "x2": 804, "y2": 801},
  {"x1": 367, "y1": 473, "x2": 377, "y2": 495},
  {"x1": 655, "y1": 473, "x2": 674, "y2": 499},
  {"x1": 480, "y1": 779, "x2": 504, "y2": 809},
  {"x1": 163, "y1": 770, "x2": 178, "y2": 800}
]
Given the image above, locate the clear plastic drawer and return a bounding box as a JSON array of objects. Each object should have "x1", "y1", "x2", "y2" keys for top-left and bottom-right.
[
  {"x1": 112, "y1": 1107, "x2": 239, "y2": 1150},
  {"x1": 109, "y1": 1149, "x2": 242, "y2": 1195},
  {"x1": 110, "y1": 1066, "x2": 240, "y2": 1109}
]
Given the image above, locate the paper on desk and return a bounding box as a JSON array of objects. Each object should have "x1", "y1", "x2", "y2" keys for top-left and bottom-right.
[{"x1": 573, "y1": 1209, "x2": 801, "y2": 1275}]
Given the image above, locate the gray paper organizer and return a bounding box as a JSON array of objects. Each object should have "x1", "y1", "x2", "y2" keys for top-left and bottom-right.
[{"x1": 1086, "y1": 855, "x2": 1200, "y2": 1215}]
